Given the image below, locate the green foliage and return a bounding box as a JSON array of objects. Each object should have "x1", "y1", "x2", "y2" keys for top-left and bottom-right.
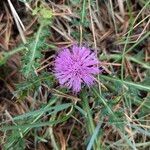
[
  {"x1": 1, "y1": 103, "x2": 72, "y2": 131},
  {"x1": 69, "y1": 0, "x2": 80, "y2": 5},
  {"x1": 0, "y1": 52, "x2": 10, "y2": 66},
  {"x1": 0, "y1": 46, "x2": 26, "y2": 66},
  {"x1": 32, "y1": 4, "x2": 53, "y2": 24},
  {"x1": 21, "y1": 26, "x2": 50, "y2": 77},
  {"x1": 1, "y1": 0, "x2": 150, "y2": 149},
  {"x1": 4, "y1": 131, "x2": 25, "y2": 150},
  {"x1": 81, "y1": 91, "x2": 101, "y2": 149},
  {"x1": 1, "y1": 95, "x2": 72, "y2": 149},
  {"x1": 12, "y1": 103, "x2": 72, "y2": 121},
  {"x1": 21, "y1": 4, "x2": 53, "y2": 78},
  {"x1": 15, "y1": 73, "x2": 54, "y2": 99},
  {"x1": 87, "y1": 123, "x2": 102, "y2": 150},
  {"x1": 19, "y1": 0, "x2": 32, "y2": 2}
]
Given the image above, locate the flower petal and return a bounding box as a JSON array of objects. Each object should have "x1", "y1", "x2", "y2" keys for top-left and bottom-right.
[
  {"x1": 54, "y1": 45, "x2": 101, "y2": 92},
  {"x1": 72, "y1": 76, "x2": 82, "y2": 92},
  {"x1": 82, "y1": 75, "x2": 94, "y2": 86}
]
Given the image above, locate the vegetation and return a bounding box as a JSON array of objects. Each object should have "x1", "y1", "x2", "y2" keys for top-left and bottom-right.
[{"x1": 0, "y1": 0, "x2": 150, "y2": 149}]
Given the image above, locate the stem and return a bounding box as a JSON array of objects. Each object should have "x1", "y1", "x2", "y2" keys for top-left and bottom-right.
[
  {"x1": 81, "y1": 92, "x2": 101, "y2": 150},
  {"x1": 7, "y1": 46, "x2": 27, "y2": 56},
  {"x1": 80, "y1": 0, "x2": 86, "y2": 45}
]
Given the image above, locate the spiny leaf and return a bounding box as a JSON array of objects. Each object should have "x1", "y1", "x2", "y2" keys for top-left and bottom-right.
[
  {"x1": 21, "y1": 24, "x2": 46, "y2": 77},
  {"x1": 21, "y1": 4, "x2": 53, "y2": 78},
  {"x1": 14, "y1": 73, "x2": 54, "y2": 98}
]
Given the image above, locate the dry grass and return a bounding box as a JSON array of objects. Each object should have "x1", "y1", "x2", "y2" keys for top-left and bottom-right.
[{"x1": 0, "y1": 0, "x2": 150, "y2": 149}]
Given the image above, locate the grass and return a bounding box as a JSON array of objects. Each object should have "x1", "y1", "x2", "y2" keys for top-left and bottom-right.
[{"x1": 0, "y1": 0, "x2": 150, "y2": 149}]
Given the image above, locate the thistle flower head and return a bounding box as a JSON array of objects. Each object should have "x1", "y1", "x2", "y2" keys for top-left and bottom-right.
[{"x1": 54, "y1": 45, "x2": 100, "y2": 93}]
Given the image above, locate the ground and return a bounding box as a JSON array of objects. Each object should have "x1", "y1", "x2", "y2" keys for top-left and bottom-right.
[{"x1": 0, "y1": 0, "x2": 150, "y2": 150}]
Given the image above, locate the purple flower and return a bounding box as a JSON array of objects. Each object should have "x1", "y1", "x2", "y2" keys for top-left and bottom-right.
[{"x1": 54, "y1": 45, "x2": 100, "y2": 93}]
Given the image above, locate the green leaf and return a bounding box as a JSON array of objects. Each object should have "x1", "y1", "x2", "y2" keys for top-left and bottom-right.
[
  {"x1": 87, "y1": 123, "x2": 102, "y2": 150},
  {"x1": 100, "y1": 75, "x2": 150, "y2": 91},
  {"x1": 12, "y1": 103, "x2": 72, "y2": 121},
  {"x1": 14, "y1": 73, "x2": 54, "y2": 98},
  {"x1": 3, "y1": 130, "x2": 25, "y2": 150},
  {"x1": 0, "y1": 115, "x2": 71, "y2": 131}
]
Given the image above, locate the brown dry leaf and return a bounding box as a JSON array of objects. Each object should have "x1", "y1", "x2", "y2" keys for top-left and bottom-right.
[{"x1": 57, "y1": 129, "x2": 66, "y2": 150}]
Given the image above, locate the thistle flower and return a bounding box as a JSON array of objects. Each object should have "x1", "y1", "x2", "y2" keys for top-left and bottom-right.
[{"x1": 54, "y1": 45, "x2": 100, "y2": 93}]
